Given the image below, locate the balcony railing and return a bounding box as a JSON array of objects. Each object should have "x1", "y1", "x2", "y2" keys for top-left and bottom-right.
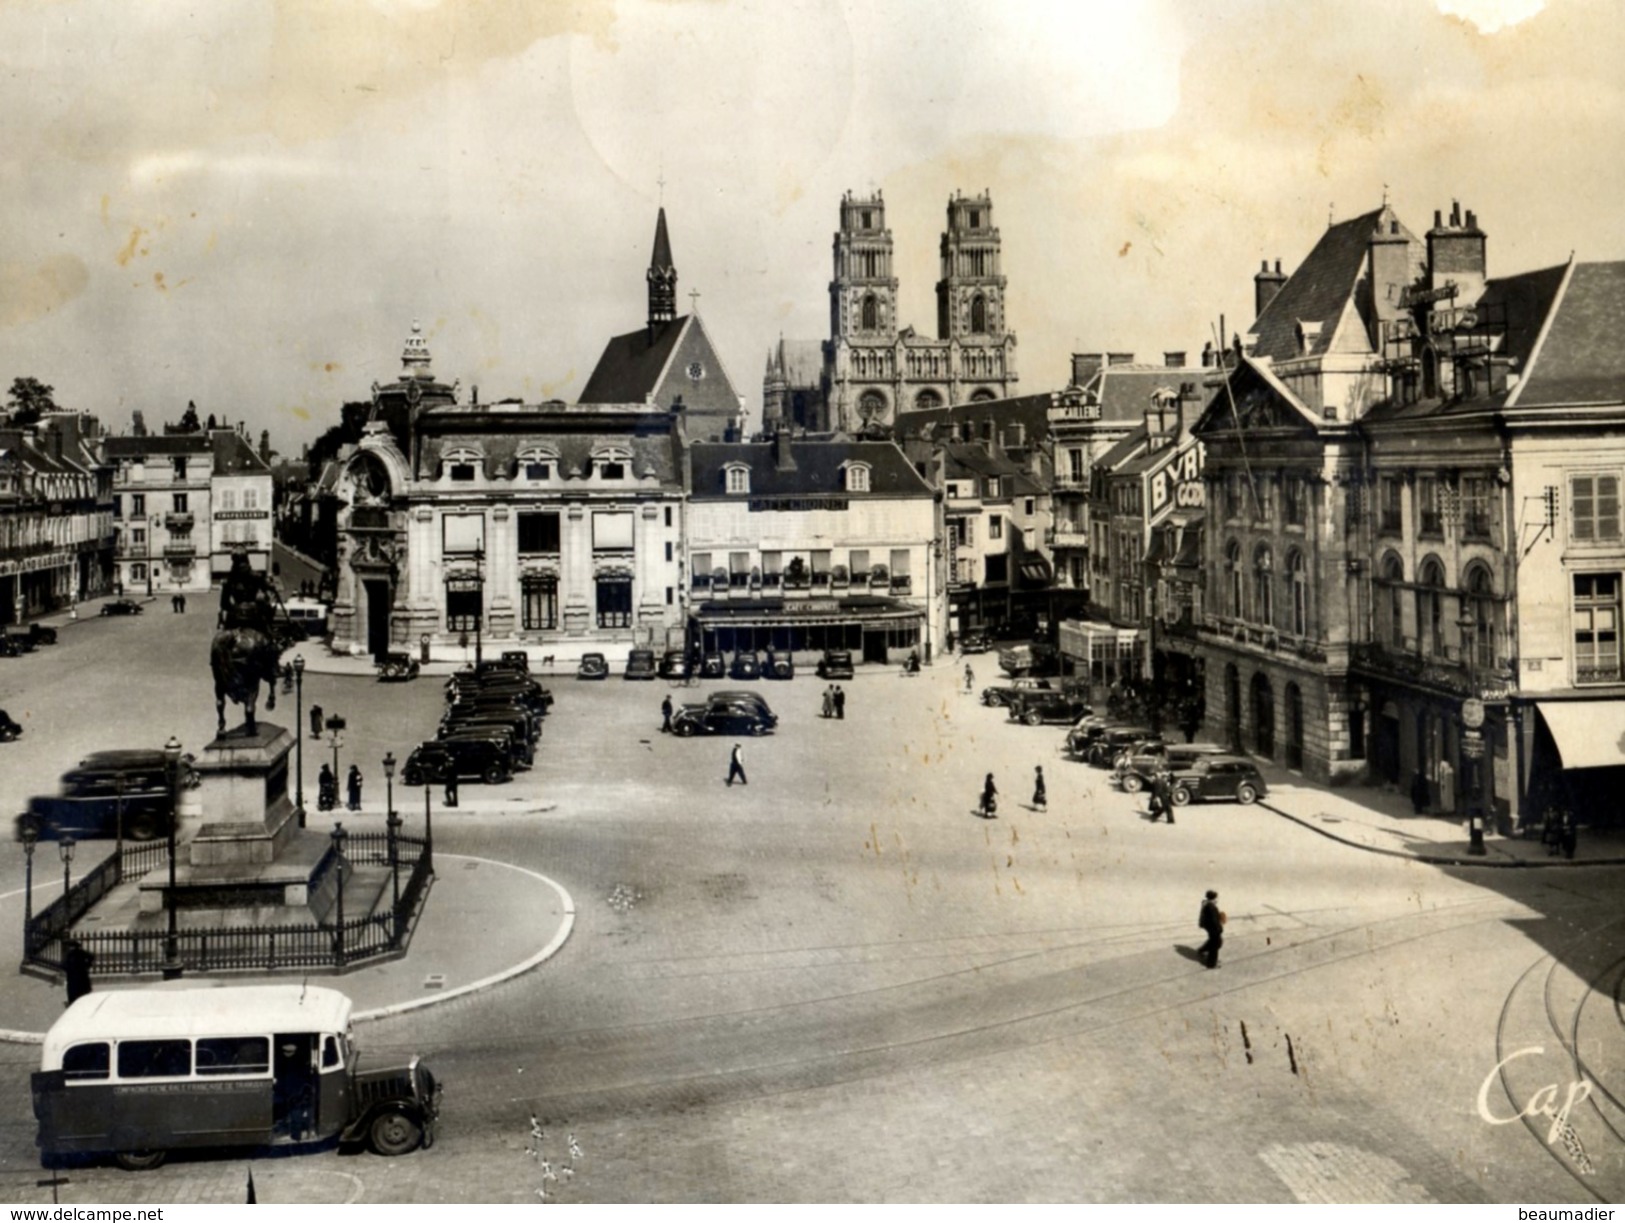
[
  {"x1": 1050, "y1": 529, "x2": 1088, "y2": 549},
  {"x1": 163, "y1": 541, "x2": 197, "y2": 557},
  {"x1": 1576, "y1": 663, "x2": 1624, "y2": 685},
  {"x1": 165, "y1": 512, "x2": 194, "y2": 532}
]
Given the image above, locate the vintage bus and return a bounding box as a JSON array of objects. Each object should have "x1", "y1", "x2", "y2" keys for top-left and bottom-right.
[{"x1": 32, "y1": 983, "x2": 439, "y2": 1170}]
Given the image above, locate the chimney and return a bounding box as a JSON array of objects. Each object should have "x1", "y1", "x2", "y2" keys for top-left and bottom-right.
[
  {"x1": 1178, "y1": 381, "x2": 1202, "y2": 437},
  {"x1": 1108, "y1": 352, "x2": 1135, "y2": 367},
  {"x1": 773, "y1": 428, "x2": 796, "y2": 472},
  {"x1": 1427, "y1": 200, "x2": 1487, "y2": 308},
  {"x1": 1164, "y1": 351, "x2": 1187, "y2": 368},
  {"x1": 1201, "y1": 341, "x2": 1215, "y2": 368},
  {"x1": 1254, "y1": 258, "x2": 1287, "y2": 319},
  {"x1": 1369, "y1": 211, "x2": 1411, "y2": 328},
  {"x1": 1070, "y1": 352, "x2": 1104, "y2": 388}
]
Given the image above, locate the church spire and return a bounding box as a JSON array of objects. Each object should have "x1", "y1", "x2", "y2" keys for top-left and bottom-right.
[{"x1": 647, "y1": 207, "x2": 677, "y2": 334}]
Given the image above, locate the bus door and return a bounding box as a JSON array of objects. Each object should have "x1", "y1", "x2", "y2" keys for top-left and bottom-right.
[
  {"x1": 315, "y1": 1032, "x2": 350, "y2": 1134},
  {"x1": 273, "y1": 1034, "x2": 318, "y2": 1141}
]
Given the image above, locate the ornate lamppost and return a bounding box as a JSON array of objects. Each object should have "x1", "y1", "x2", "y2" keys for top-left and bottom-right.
[
  {"x1": 473, "y1": 545, "x2": 485, "y2": 667},
  {"x1": 1458, "y1": 612, "x2": 1488, "y2": 856},
  {"x1": 59, "y1": 835, "x2": 75, "y2": 899},
  {"x1": 293, "y1": 654, "x2": 306, "y2": 827},
  {"x1": 21, "y1": 817, "x2": 38, "y2": 934},
  {"x1": 422, "y1": 777, "x2": 434, "y2": 875},
  {"x1": 162, "y1": 734, "x2": 184, "y2": 979},
  {"x1": 383, "y1": 752, "x2": 400, "y2": 916}
]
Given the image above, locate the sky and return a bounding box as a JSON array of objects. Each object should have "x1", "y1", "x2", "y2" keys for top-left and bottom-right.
[{"x1": 1, "y1": 0, "x2": 1621, "y2": 458}]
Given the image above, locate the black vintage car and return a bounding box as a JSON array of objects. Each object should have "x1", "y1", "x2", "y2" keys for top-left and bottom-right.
[
  {"x1": 25, "y1": 623, "x2": 57, "y2": 646},
  {"x1": 815, "y1": 649, "x2": 855, "y2": 680},
  {"x1": 99, "y1": 598, "x2": 143, "y2": 616},
  {"x1": 958, "y1": 631, "x2": 992, "y2": 654},
  {"x1": 0, "y1": 634, "x2": 23, "y2": 658},
  {"x1": 577, "y1": 652, "x2": 609, "y2": 680},
  {"x1": 699, "y1": 650, "x2": 727, "y2": 679},
  {"x1": 624, "y1": 648, "x2": 658, "y2": 680},
  {"x1": 16, "y1": 749, "x2": 181, "y2": 841},
  {"x1": 657, "y1": 649, "x2": 692, "y2": 680},
  {"x1": 438, "y1": 724, "x2": 531, "y2": 771},
  {"x1": 763, "y1": 649, "x2": 794, "y2": 680},
  {"x1": 671, "y1": 694, "x2": 778, "y2": 737},
  {"x1": 729, "y1": 651, "x2": 761, "y2": 680},
  {"x1": 0, "y1": 709, "x2": 22, "y2": 742},
  {"x1": 1009, "y1": 690, "x2": 1093, "y2": 727},
  {"x1": 402, "y1": 739, "x2": 513, "y2": 786},
  {"x1": 3, "y1": 629, "x2": 37, "y2": 653}
]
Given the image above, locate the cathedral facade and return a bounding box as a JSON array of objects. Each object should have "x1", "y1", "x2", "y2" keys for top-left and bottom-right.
[{"x1": 764, "y1": 189, "x2": 1019, "y2": 434}]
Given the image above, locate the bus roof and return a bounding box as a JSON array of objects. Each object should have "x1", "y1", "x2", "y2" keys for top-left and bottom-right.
[{"x1": 41, "y1": 984, "x2": 352, "y2": 1067}]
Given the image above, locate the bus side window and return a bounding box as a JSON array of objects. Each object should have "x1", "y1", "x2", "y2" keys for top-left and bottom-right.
[
  {"x1": 62, "y1": 1042, "x2": 110, "y2": 1081},
  {"x1": 197, "y1": 1036, "x2": 270, "y2": 1076},
  {"x1": 117, "y1": 1038, "x2": 192, "y2": 1079},
  {"x1": 321, "y1": 1034, "x2": 342, "y2": 1069}
]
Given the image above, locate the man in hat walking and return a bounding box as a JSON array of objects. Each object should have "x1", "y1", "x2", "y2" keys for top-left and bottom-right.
[
  {"x1": 726, "y1": 743, "x2": 747, "y2": 786},
  {"x1": 661, "y1": 693, "x2": 673, "y2": 733},
  {"x1": 1199, "y1": 889, "x2": 1225, "y2": 968}
]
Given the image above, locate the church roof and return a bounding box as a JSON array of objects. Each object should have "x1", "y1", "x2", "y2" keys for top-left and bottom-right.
[
  {"x1": 579, "y1": 316, "x2": 691, "y2": 404},
  {"x1": 650, "y1": 207, "x2": 674, "y2": 273},
  {"x1": 773, "y1": 338, "x2": 825, "y2": 388}
]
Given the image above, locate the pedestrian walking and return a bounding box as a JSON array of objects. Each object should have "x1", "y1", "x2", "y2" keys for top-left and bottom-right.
[
  {"x1": 1032, "y1": 765, "x2": 1047, "y2": 812},
  {"x1": 834, "y1": 686, "x2": 846, "y2": 720},
  {"x1": 63, "y1": 939, "x2": 95, "y2": 1006},
  {"x1": 979, "y1": 772, "x2": 998, "y2": 818},
  {"x1": 1147, "y1": 769, "x2": 1166, "y2": 821},
  {"x1": 726, "y1": 742, "x2": 748, "y2": 786},
  {"x1": 1561, "y1": 811, "x2": 1578, "y2": 860},
  {"x1": 965, "y1": 664, "x2": 975, "y2": 693},
  {"x1": 317, "y1": 763, "x2": 336, "y2": 811},
  {"x1": 346, "y1": 764, "x2": 363, "y2": 812},
  {"x1": 1198, "y1": 889, "x2": 1225, "y2": 968},
  {"x1": 661, "y1": 694, "x2": 673, "y2": 733},
  {"x1": 1410, "y1": 771, "x2": 1430, "y2": 815},
  {"x1": 1150, "y1": 766, "x2": 1176, "y2": 825},
  {"x1": 310, "y1": 703, "x2": 324, "y2": 741},
  {"x1": 821, "y1": 686, "x2": 834, "y2": 719},
  {"x1": 179, "y1": 593, "x2": 186, "y2": 613},
  {"x1": 444, "y1": 773, "x2": 459, "y2": 808},
  {"x1": 170, "y1": 594, "x2": 179, "y2": 613}
]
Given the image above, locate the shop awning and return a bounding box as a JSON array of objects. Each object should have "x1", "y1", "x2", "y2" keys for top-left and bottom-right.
[
  {"x1": 1537, "y1": 701, "x2": 1625, "y2": 769},
  {"x1": 1019, "y1": 558, "x2": 1053, "y2": 586}
]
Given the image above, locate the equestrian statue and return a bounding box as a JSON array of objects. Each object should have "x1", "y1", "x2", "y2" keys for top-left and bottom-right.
[{"x1": 210, "y1": 552, "x2": 286, "y2": 736}]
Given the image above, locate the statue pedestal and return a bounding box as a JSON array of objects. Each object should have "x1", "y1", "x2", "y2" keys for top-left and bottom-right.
[{"x1": 140, "y1": 721, "x2": 328, "y2": 913}]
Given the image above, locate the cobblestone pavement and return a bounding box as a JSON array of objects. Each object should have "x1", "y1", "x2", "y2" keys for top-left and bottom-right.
[{"x1": 0, "y1": 618, "x2": 1620, "y2": 1203}]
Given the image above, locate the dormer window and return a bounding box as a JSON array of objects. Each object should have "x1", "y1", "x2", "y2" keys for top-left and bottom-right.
[
  {"x1": 843, "y1": 463, "x2": 871, "y2": 493},
  {"x1": 599, "y1": 462, "x2": 625, "y2": 480},
  {"x1": 517, "y1": 446, "x2": 558, "y2": 481},
  {"x1": 443, "y1": 447, "x2": 482, "y2": 481},
  {"x1": 724, "y1": 463, "x2": 750, "y2": 495},
  {"x1": 590, "y1": 445, "x2": 632, "y2": 480}
]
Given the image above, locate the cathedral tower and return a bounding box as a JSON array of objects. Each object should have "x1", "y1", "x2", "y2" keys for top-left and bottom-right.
[
  {"x1": 936, "y1": 191, "x2": 1006, "y2": 341},
  {"x1": 829, "y1": 190, "x2": 899, "y2": 342},
  {"x1": 647, "y1": 207, "x2": 677, "y2": 334}
]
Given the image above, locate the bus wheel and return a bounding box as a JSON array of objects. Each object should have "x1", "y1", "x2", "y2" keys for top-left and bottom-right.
[
  {"x1": 114, "y1": 1149, "x2": 167, "y2": 1171},
  {"x1": 369, "y1": 1109, "x2": 424, "y2": 1156},
  {"x1": 126, "y1": 812, "x2": 160, "y2": 842}
]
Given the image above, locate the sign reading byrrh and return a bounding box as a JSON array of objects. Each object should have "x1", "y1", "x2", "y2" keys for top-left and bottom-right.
[{"x1": 1146, "y1": 440, "x2": 1205, "y2": 524}]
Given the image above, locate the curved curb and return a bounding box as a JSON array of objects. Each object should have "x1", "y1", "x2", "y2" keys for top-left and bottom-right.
[
  {"x1": 0, "y1": 857, "x2": 575, "y2": 1044},
  {"x1": 1261, "y1": 800, "x2": 1625, "y2": 869},
  {"x1": 354, "y1": 855, "x2": 574, "y2": 1023}
]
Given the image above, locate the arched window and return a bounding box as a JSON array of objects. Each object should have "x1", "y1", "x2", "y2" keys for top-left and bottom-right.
[
  {"x1": 1380, "y1": 553, "x2": 1405, "y2": 649},
  {"x1": 862, "y1": 293, "x2": 878, "y2": 331},
  {"x1": 1287, "y1": 549, "x2": 1308, "y2": 636},
  {"x1": 1226, "y1": 541, "x2": 1243, "y2": 618},
  {"x1": 857, "y1": 391, "x2": 887, "y2": 426},
  {"x1": 1253, "y1": 544, "x2": 1274, "y2": 627},
  {"x1": 1418, "y1": 558, "x2": 1445, "y2": 657},
  {"x1": 914, "y1": 389, "x2": 943, "y2": 411},
  {"x1": 969, "y1": 388, "x2": 997, "y2": 403},
  {"x1": 970, "y1": 294, "x2": 987, "y2": 334},
  {"x1": 1466, "y1": 564, "x2": 1496, "y2": 670}
]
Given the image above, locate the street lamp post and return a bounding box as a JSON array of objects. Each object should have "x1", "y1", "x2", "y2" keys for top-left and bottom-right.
[
  {"x1": 59, "y1": 835, "x2": 75, "y2": 899},
  {"x1": 162, "y1": 734, "x2": 184, "y2": 979},
  {"x1": 1458, "y1": 613, "x2": 1488, "y2": 857},
  {"x1": 114, "y1": 774, "x2": 125, "y2": 863},
  {"x1": 330, "y1": 822, "x2": 348, "y2": 966},
  {"x1": 293, "y1": 654, "x2": 306, "y2": 827},
  {"x1": 20, "y1": 819, "x2": 38, "y2": 934},
  {"x1": 422, "y1": 783, "x2": 434, "y2": 875},
  {"x1": 383, "y1": 752, "x2": 400, "y2": 920},
  {"x1": 474, "y1": 545, "x2": 485, "y2": 667}
]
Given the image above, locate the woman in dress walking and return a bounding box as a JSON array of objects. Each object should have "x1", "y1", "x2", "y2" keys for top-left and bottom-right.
[
  {"x1": 1032, "y1": 765, "x2": 1047, "y2": 812},
  {"x1": 979, "y1": 772, "x2": 998, "y2": 819}
]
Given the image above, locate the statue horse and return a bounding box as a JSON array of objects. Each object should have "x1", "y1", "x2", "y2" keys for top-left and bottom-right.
[{"x1": 210, "y1": 626, "x2": 283, "y2": 735}]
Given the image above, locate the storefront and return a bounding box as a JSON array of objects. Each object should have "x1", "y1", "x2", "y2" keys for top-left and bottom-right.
[{"x1": 690, "y1": 596, "x2": 924, "y2": 665}]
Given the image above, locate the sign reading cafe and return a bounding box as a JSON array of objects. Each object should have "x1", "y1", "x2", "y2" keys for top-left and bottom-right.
[{"x1": 1146, "y1": 440, "x2": 1206, "y2": 522}]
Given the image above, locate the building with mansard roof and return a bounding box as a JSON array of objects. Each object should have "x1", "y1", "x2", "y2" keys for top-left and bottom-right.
[
  {"x1": 1193, "y1": 197, "x2": 1625, "y2": 830},
  {"x1": 0, "y1": 414, "x2": 112, "y2": 622}
]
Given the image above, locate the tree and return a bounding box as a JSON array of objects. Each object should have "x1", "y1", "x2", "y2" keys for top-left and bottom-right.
[
  {"x1": 207, "y1": 413, "x2": 217, "y2": 430},
  {"x1": 6, "y1": 377, "x2": 57, "y2": 426},
  {"x1": 176, "y1": 400, "x2": 201, "y2": 433}
]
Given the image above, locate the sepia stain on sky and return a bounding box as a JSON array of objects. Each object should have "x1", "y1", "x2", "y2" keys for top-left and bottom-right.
[{"x1": 0, "y1": 0, "x2": 1614, "y2": 457}]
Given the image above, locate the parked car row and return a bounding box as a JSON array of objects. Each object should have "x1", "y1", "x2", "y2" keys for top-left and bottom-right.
[{"x1": 407, "y1": 654, "x2": 553, "y2": 787}]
